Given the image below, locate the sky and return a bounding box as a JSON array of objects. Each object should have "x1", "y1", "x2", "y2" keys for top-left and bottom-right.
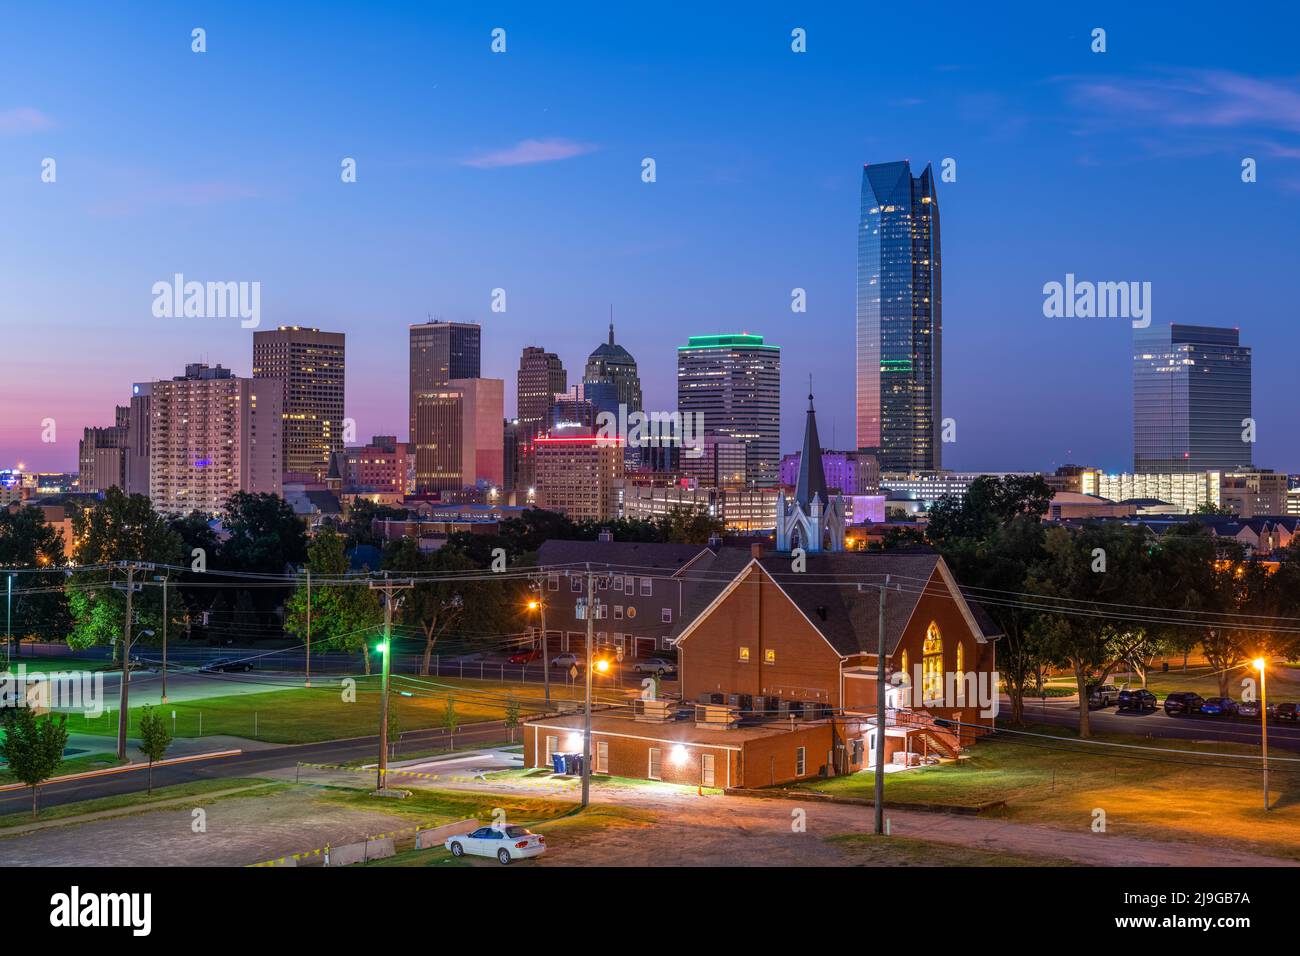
[{"x1": 2, "y1": 1, "x2": 1299, "y2": 475}]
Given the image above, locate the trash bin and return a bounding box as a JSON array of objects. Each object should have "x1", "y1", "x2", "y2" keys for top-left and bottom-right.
[
  {"x1": 551, "y1": 752, "x2": 566, "y2": 774},
  {"x1": 563, "y1": 753, "x2": 578, "y2": 775},
  {"x1": 573, "y1": 753, "x2": 584, "y2": 777}
]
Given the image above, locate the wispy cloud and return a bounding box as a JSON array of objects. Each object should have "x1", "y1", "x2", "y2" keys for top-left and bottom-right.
[
  {"x1": 1065, "y1": 69, "x2": 1300, "y2": 135},
  {"x1": 461, "y1": 137, "x2": 597, "y2": 169},
  {"x1": 0, "y1": 107, "x2": 55, "y2": 136}
]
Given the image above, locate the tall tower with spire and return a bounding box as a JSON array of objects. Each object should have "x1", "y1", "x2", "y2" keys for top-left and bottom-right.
[
  {"x1": 583, "y1": 316, "x2": 642, "y2": 414},
  {"x1": 776, "y1": 388, "x2": 846, "y2": 552}
]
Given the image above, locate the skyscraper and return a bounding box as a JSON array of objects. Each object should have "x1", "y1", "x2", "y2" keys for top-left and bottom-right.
[
  {"x1": 412, "y1": 377, "x2": 504, "y2": 493},
  {"x1": 677, "y1": 333, "x2": 781, "y2": 487},
  {"x1": 856, "y1": 160, "x2": 942, "y2": 472},
  {"x1": 1133, "y1": 324, "x2": 1252, "y2": 473},
  {"x1": 409, "y1": 320, "x2": 482, "y2": 441},
  {"x1": 584, "y1": 322, "x2": 642, "y2": 414},
  {"x1": 148, "y1": 364, "x2": 282, "y2": 515},
  {"x1": 516, "y1": 346, "x2": 567, "y2": 432},
  {"x1": 252, "y1": 326, "x2": 345, "y2": 480},
  {"x1": 78, "y1": 406, "x2": 130, "y2": 493}
]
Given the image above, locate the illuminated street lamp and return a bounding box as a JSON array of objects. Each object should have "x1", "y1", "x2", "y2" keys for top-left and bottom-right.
[
  {"x1": 1254, "y1": 657, "x2": 1269, "y2": 811},
  {"x1": 527, "y1": 584, "x2": 550, "y2": 706}
]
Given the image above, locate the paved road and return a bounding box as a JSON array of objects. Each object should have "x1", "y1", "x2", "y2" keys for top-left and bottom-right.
[
  {"x1": 0, "y1": 719, "x2": 515, "y2": 818},
  {"x1": 1015, "y1": 696, "x2": 1300, "y2": 751}
]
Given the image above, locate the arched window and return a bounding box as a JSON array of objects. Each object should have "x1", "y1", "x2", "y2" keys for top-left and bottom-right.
[
  {"x1": 955, "y1": 642, "x2": 966, "y2": 704},
  {"x1": 923, "y1": 622, "x2": 943, "y2": 704}
]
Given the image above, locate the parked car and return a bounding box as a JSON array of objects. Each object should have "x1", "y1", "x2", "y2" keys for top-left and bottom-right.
[
  {"x1": 1237, "y1": 699, "x2": 1262, "y2": 718},
  {"x1": 632, "y1": 657, "x2": 677, "y2": 676},
  {"x1": 1163, "y1": 692, "x2": 1205, "y2": 716},
  {"x1": 200, "y1": 657, "x2": 253, "y2": 673},
  {"x1": 1117, "y1": 688, "x2": 1158, "y2": 712},
  {"x1": 550, "y1": 653, "x2": 581, "y2": 670},
  {"x1": 1087, "y1": 683, "x2": 1120, "y2": 708},
  {"x1": 1198, "y1": 696, "x2": 1238, "y2": 717},
  {"x1": 445, "y1": 824, "x2": 546, "y2": 865},
  {"x1": 1274, "y1": 702, "x2": 1299, "y2": 721},
  {"x1": 508, "y1": 648, "x2": 541, "y2": 664}
]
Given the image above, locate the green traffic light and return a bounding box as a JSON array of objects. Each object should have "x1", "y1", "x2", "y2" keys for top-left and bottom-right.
[{"x1": 375, "y1": 641, "x2": 389, "y2": 653}]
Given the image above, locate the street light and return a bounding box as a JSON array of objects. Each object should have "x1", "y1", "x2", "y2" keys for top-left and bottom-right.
[
  {"x1": 527, "y1": 584, "x2": 550, "y2": 707},
  {"x1": 1254, "y1": 657, "x2": 1269, "y2": 811}
]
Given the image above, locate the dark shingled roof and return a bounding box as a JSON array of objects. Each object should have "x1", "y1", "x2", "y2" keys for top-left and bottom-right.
[
  {"x1": 536, "y1": 539, "x2": 714, "y2": 574},
  {"x1": 671, "y1": 548, "x2": 1003, "y2": 656}
]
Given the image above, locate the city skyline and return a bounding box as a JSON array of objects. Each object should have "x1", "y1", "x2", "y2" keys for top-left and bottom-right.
[{"x1": 4, "y1": 5, "x2": 1300, "y2": 476}]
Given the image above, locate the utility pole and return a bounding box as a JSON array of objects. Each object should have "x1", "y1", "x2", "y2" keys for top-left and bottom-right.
[
  {"x1": 1257, "y1": 658, "x2": 1270, "y2": 811},
  {"x1": 532, "y1": 576, "x2": 550, "y2": 707},
  {"x1": 874, "y1": 575, "x2": 890, "y2": 836},
  {"x1": 369, "y1": 576, "x2": 412, "y2": 792},
  {"x1": 5, "y1": 573, "x2": 12, "y2": 667},
  {"x1": 582, "y1": 565, "x2": 596, "y2": 808},
  {"x1": 113, "y1": 563, "x2": 142, "y2": 761},
  {"x1": 157, "y1": 573, "x2": 169, "y2": 704},
  {"x1": 305, "y1": 568, "x2": 312, "y2": 688}
]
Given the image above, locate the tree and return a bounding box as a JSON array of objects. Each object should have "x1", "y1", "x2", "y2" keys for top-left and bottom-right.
[
  {"x1": 927, "y1": 475, "x2": 1053, "y2": 547},
  {"x1": 341, "y1": 499, "x2": 408, "y2": 549},
  {"x1": 442, "y1": 696, "x2": 460, "y2": 751},
  {"x1": 382, "y1": 538, "x2": 524, "y2": 672},
  {"x1": 0, "y1": 707, "x2": 68, "y2": 816},
  {"x1": 504, "y1": 693, "x2": 521, "y2": 743},
  {"x1": 284, "y1": 528, "x2": 381, "y2": 674},
  {"x1": 656, "y1": 506, "x2": 724, "y2": 545},
  {"x1": 65, "y1": 488, "x2": 183, "y2": 656},
  {"x1": 1028, "y1": 524, "x2": 1155, "y2": 737},
  {"x1": 137, "y1": 704, "x2": 172, "y2": 794},
  {"x1": 0, "y1": 505, "x2": 69, "y2": 644},
  {"x1": 218, "y1": 492, "x2": 309, "y2": 574}
]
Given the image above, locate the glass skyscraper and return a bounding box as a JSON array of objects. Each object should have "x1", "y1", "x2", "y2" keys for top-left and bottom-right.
[
  {"x1": 856, "y1": 161, "x2": 941, "y2": 472},
  {"x1": 1133, "y1": 324, "x2": 1252, "y2": 473}
]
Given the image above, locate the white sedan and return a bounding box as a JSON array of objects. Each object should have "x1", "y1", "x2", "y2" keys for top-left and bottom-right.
[
  {"x1": 445, "y1": 824, "x2": 546, "y2": 864},
  {"x1": 632, "y1": 657, "x2": 677, "y2": 675}
]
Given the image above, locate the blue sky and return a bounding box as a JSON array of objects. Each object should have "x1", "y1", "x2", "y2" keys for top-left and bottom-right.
[{"x1": 3, "y1": 1, "x2": 1299, "y2": 474}]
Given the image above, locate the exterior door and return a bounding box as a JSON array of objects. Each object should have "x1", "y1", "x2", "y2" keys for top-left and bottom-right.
[
  {"x1": 596, "y1": 740, "x2": 609, "y2": 774},
  {"x1": 648, "y1": 747, "x2": 662, "y2": 780},
  {"x1": 700, "y1": 753, "x2": 716, "y2": 787}
]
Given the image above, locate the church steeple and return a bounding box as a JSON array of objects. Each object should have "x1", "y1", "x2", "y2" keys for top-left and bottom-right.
[{"x1": 795, "y1": 386, "x2": 828, "y2": 510}]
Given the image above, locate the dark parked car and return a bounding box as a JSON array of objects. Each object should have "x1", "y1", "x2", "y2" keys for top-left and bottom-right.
[
  {"x1": 1087, "y1": 683, "x2": 1120, "y2": 708},
  {"x1": 1163, "y1": 692, "x2": 1205, "y2": 716},
  {"x1": 1275, "y1": 702, "x2": 1299, "y2": 721},
  {"x1": 200, "y1": 657, "x2": 253, "y2": 673},
  {"x1": 1237, "y1": 699, "x2": 1263, "y2": 719},
  {"x1": 1198, "y1": 696, "x2": 1238, "y2": 717},
  {"x1": 1117, "y1": 689, "x2": 1158, "y2": 712}
]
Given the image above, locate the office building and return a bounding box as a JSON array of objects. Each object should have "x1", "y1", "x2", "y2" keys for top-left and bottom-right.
[
  {"x1": 856, "y1": 160, "x2": 942, "y2": 471},
  {"x1": 779, "y1": 449, "x2": 880, "y2": 495},
  {"x1": 517, "y1": 347, "x2": 567, "y2": 432},
  {"x1": 412, "y1": 377, "x2": 504, "y2": 493},
  {"x1": 584, "y1": 322, "x2": 642, "y2": 414},
  {"x1": 1133, "y1": 324, "x2": 1252, "y2": 473},
  {"x1": 677, "y1": 333, "x2": 781, "y2": 487},
  {"x1": 77, "y1": 406, "x2": 129, "y2": 493},
  {"x1": 147, "y1": 364, "x2": 283, "y2": 515},
  {"x1": 252, "y1": 326, "x2": 345, "y2": 480},
  {"x1": 409, "y1": 320, "x2": 481, "y2": 442}
]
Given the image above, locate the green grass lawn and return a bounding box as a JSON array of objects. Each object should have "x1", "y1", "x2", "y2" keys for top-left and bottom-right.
[
  {"x1": 794, "y1": 724, "x2": 1300, "y2": 859},
  {"x1": 1, "y1": 656, "x2": 113, "y2": 675},
  {"x1": 0, "y1": 751, "x2": 124, "y2": 786},
  {"x1": 60, "y1": 677, "x2": 580, "y2": 745},
  {"x1": 0, "y1": 777, "x2": 285, "y2": 828}
]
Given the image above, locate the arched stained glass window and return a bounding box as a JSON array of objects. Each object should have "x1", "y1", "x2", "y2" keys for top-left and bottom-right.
[{"x1": 923, "y1": 622, "x2": 943, "y2": 704}]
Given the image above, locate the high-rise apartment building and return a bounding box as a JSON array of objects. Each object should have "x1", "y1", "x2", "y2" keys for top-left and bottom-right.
[
  {"x1": 1133, "y1": 324, "x2": 1252, "y2": 473},
  {"x1": 677, "y1": 333, "x2": 781, "y2": 487},
  {"x1": 125, "y1": 383, "x2": 152, "y2": 495},
  {"x1": 147, "y1": 364, "x2": 283, "y2": 515},
  {"x1": 252, "y1": 326, "x2": 345, "y2": 480},
  {"x1": 856, "y1": 160, "x2": 942, "y2": 471},
  {"x1": 412, "y1": 377, "x2": 504, "y2": 493},
  {"x1": 409, "y1": 321, "x2": 481, "y2": 442}
]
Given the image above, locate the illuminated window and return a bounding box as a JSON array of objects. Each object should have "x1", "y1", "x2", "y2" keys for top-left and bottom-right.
[
  {"x1": 923, "y1": 622, "x2": 943, "y2": 704},
  {"x1": 739, "y1": 646, "x2": 750, "y2": 662},
  {"x1": 764, "y1": 648, "x2": 776, "y2": 665}
]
